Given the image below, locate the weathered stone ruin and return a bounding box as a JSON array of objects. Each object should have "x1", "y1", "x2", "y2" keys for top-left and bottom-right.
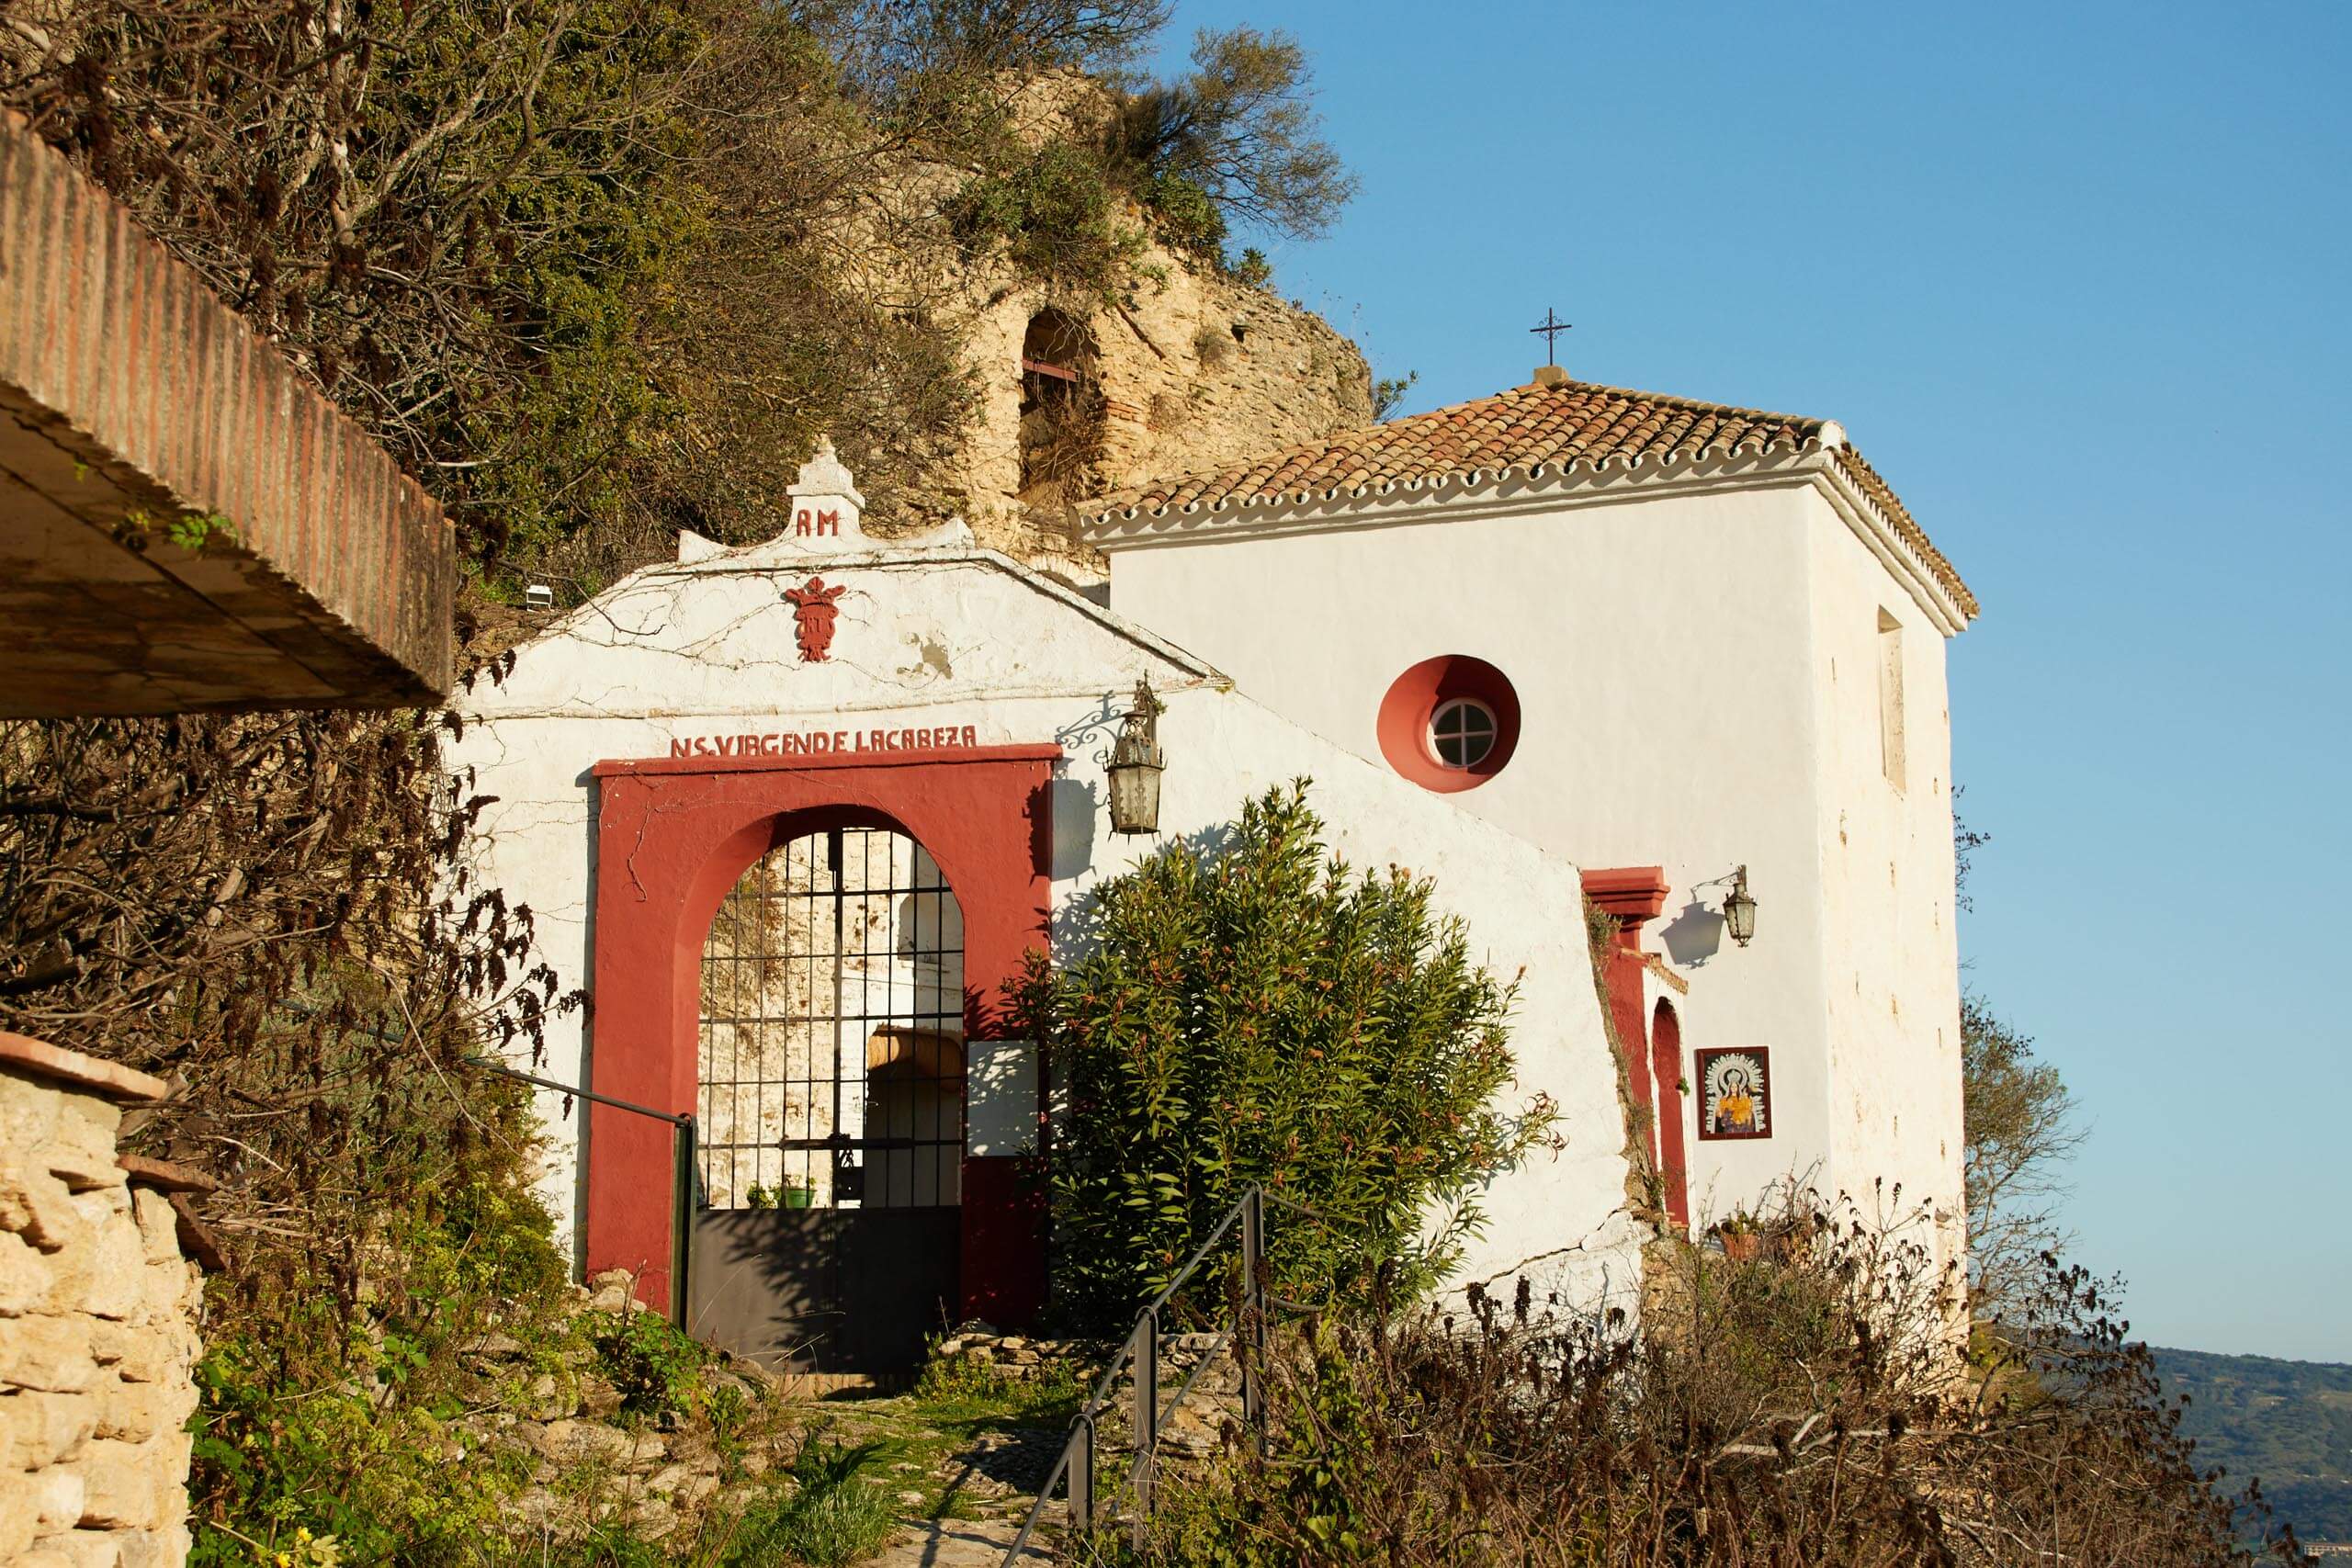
[{"x1": 1, "y1": 1035, "x2": 207, "y2": 1568}]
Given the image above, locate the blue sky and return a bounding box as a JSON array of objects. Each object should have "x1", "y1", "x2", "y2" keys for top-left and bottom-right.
[{"x1": 1153, "y1": 0, "x2": 2351, "y2": 1362}]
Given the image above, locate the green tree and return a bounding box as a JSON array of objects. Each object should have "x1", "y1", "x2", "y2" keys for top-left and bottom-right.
[
  {"x1": 1009, "y1": 784, "x2": 1554, "y2": 1331},
  {"x1": 1951, "y1": 797, "x2": 2085, "y2": 1314},
  {"x1": 1108, "y1": 25, "x2": 1358, "y2": 244},
  {"x1": 1962, "y1": 993, "x2": 2085, "y2": 1314}
]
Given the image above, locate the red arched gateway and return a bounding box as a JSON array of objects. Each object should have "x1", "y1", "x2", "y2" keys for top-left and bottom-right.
[{"x1": 584, "y1": 743, "x2": 1058, "y2": 1346}]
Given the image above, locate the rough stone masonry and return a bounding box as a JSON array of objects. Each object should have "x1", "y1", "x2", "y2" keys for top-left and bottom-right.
[{"x1": 0, "y1": 1034, "x2": 205, "y2": 1568}]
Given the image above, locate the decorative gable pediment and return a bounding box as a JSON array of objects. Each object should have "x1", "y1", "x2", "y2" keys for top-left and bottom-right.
[{"x1": 483, "y1": 547, "x2": 1216, "y2": 724}]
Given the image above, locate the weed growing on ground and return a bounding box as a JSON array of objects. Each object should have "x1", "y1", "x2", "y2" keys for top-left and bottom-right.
[
  {"x1": 591, "y1": 1305, "x2": 712, "y2": 1423},
  {"x1": 913, "y1": 1349, "x2": 1089, "y2": 1426},
  {"x1": 718, "y1": 1438, "x2": 897, "y2": 1567}
]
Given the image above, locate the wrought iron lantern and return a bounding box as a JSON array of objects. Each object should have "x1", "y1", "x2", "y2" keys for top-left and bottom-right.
[
  {"x1": 1105, "y1": 677, "x2": 1166, "y2": 836},
  {"x1": 1723, "y1": 864, "x2": 1758, "y2": 948}
]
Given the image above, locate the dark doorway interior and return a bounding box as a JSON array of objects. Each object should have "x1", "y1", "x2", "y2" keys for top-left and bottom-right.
[{"x1": 1018, "y1": 309, "x2": 1102, "y2": 511}]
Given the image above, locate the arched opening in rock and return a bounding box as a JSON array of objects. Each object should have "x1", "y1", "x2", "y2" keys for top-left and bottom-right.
[{"x1": 1018, "y1": 309, "x2": 1103, "y2": 511}]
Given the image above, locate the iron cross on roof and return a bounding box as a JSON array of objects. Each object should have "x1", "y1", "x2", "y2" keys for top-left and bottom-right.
[{"x1": 1529, "y1": 308, "x2": 1573, "y2": 367}]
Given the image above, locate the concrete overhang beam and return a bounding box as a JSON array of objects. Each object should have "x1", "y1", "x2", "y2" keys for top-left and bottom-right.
[{"x1": 0, "y1": 115, "x2": 451, "y2": 716}]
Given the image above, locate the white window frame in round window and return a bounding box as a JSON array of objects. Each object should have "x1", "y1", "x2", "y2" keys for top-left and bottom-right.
[{"x1": 1428, "y1": 697, "x2": 1498, "y2": 771}]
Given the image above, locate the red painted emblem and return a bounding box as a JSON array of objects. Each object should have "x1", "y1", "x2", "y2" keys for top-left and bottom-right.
[{"x1": 783, "y1": 577, "x2": 847, "y2": 662}]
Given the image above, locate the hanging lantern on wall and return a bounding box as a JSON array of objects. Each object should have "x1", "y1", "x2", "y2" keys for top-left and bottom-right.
[
  {"x1": 1723, "y1": 864, "x2": 1758, "y2": 947},
  {"x1": 1106, "y1": 677, "x2": 1166, "y2": 836}
]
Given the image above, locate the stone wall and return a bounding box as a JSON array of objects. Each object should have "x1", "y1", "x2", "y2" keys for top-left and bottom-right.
[{"x1": 0, "y1": 1035, "x2": 205, "y2": 1568}]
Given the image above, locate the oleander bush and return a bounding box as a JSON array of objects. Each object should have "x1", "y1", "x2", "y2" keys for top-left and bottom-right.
[{"x1": 1010, "y1": 783, "x2": 1556, "y2": 1333}]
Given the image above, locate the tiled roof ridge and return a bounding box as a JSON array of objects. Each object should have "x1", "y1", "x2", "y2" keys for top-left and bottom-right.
[
  {"x1": 1088, "y1": 376, "x2": 1975, "y2": 622},
  {"x1": 1476, "y1": 375, "x2": 1826, "y2": 434},
  {"x1": 1089, "y1": 377, "x2": 1827, "y2": 520}
]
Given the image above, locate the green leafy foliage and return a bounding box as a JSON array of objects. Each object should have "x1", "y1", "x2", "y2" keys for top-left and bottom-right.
[
  {"x1": 947, "y1": 21, "x2": 1351, "y2": 296},
  {"x1": 1963, "y1": 991, "x2": 2085, "y2": 1314},
  {"x1": 1010, "y1": 783, "x2": 1554, "y2": 1330},
  {"x1": 946, "y1": 139, "x2": 1148, "y2": 301},
  {"x1": 910, "y1": 1348, "x2": 1086, "y2": 1422},
  {"x1": 1107, "y1": 27, "x2": 1358, "y2": 242},
  {"x1": 1138, "y1": 170, "x2": 1228, "y2": 258},
  {"x1": 1370, "y1": 370, "x2": 1418, "y2": 421},
  {"x1": 187, "y1": 1174, "x2": 566, "y2": 1565},
  {"x1": 589, "y1": 1305, "x2": 711, "y2": 1423}
]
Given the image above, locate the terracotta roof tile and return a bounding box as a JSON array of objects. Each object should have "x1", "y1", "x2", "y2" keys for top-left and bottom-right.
[{"x1": 1094, "y1": 378, "x2": 1974, "y2": 618}]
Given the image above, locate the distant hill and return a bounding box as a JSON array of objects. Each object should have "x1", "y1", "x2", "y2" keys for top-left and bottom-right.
[{"x1": 2154, "y1": 1346, "x2": 2352, "y2": 1548}]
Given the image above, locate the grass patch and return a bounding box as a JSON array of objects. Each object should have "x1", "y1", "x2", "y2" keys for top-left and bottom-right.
[
  {"x1": 721, "y1": 1439, "x2": 897, "y2": 1568},
  {"x1": 749, "y1": 1352, "x2": 1094, "y2": 1530},
  {"x1": 910, "y1": 1352, "x2": 1088, "y2": 1427}
]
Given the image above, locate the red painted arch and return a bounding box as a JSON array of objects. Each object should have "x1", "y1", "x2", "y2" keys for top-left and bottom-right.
[{"x1": 584, "y1": 745, "x2": 1059, "y2": 1319}]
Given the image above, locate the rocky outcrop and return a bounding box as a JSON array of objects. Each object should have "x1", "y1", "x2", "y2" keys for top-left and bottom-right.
[
  {"x1": 956, "y1": 258, "x2": 1372, "y2": 580},
  {"x1": 824, "y1": 74, "x2": 1374, "y2": 580},
  {"x1": 0, "y1": 1035, "x2": 205, "y2": 1568}
]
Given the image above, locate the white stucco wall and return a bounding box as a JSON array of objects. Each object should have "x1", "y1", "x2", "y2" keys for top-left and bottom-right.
[
  {"x1": 450, "y1": 538, "x2": 1643, "y2": 1314},
  {"x1": 1098, "y1": 462, "x2": 1968, "y2": 1238},
  {"x1": 1800, "y1": 494, "x2": 1966, "y2": 1269}
]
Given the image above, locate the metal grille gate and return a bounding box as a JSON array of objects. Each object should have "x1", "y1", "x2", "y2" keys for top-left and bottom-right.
[{"x1": 687, "y1": 825, "x2": 966, "y2": 1372}]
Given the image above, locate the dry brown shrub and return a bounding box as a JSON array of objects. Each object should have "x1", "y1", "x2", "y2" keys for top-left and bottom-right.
[{"x1": 1095, "y1": 1198, "x2": 2309, "y2": 1566}]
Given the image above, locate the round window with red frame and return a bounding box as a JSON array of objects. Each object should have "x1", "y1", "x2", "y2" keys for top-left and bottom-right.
[{"x1": 1376, "y1": 656, "x2": 1521, "y2": 793}]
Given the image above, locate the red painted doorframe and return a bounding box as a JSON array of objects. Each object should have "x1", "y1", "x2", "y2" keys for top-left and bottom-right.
[
  {"x1": 1581, "y1": 866, "x2": 1690, "y2": 1229},
  {"x1": 585, "y1": 744, "x2": 1060, "y2": 1319}
]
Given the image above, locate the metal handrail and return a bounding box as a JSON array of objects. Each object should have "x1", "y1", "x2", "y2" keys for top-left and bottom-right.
[
  {"x1": 1002, "y1": 1185, "x2": 1283, "y2": 1565},
  {"x1": 463, "y1": 1056, "x2": 697, "y2": 1325}
]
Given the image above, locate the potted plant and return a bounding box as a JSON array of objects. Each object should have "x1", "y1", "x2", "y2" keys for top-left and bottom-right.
[
  {"x1": 782, "y1": 1178, "x2": 815, "y2": 1210},
  {"x1": 1713, "y1": 1213, "x2": 1762, "y2": 1263}
]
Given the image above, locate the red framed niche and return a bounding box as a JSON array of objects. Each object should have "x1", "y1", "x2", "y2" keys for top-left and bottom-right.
[
  {"x1": 584, "y1": 744, "x2": 1060, "y2": 1324},
  {"x1": 1376, "y1": 655, "x2": 1521, "y2": 793}
]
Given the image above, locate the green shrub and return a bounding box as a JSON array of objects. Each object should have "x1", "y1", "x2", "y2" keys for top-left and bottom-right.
[
  {"x1": 187, "y1": 1173, "x2": 565, "y2": 1564},
  {"x1": 1010, "y1": 783, "x2": 1555, "y2": 1331},
  {"x1": 911, "y1": 1349, "x2": 1019, "y2": 1407},
  {"x1": 1140, "y1": 170, "x2": 1227, "y2": 257},
  {"x1": 946, "y1": 140, "x2": 1148, "y2": 301},
  {"x1": 911, "y1": 1348, "x2": 1087, "y2": 1426},
  {"x1": 590, "y1": 1305, "x2": 710, "y2": 1422},
  {"x1": 189, "y1": 1336, "x2": 529, "y2": 1568}
]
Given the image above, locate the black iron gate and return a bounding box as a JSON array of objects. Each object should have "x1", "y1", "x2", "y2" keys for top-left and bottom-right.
[{"x1": 686, "y1": 825, "x2": 966, "y2": 1372}]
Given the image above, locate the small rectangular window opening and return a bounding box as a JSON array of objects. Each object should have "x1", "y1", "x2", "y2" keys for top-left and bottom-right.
[{"x1": 1877, "y1": 607, "x2": 1906, "y2": 789}]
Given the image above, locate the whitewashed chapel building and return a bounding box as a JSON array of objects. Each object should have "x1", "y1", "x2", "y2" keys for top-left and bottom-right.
[{"x1": 453, "y1": 371, "x2": 1974, "y2": 1372}]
